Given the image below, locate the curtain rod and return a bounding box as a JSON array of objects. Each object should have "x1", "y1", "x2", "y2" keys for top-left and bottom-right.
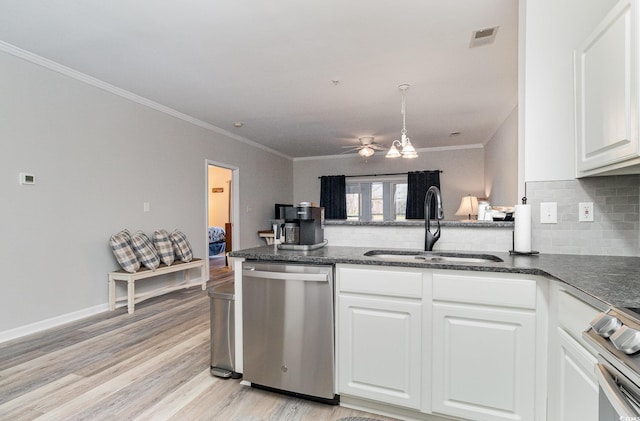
[{"x1": 318, "y1": 170, "x2": 442, "y2": 179}]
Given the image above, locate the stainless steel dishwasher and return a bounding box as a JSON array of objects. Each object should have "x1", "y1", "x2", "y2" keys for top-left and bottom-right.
[{"x1": 242, "y1": 261, "x2": 337, "y2": 404}]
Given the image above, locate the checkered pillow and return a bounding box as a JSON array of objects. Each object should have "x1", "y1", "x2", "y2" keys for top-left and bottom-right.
[
  {"x1": 109, "y1": 231, "x2": 140, "y2": 273},
  {"x1": 153, "y1": 229, "x2": 175, "y2": 266},
  {"x1": 170, "y1": 230, "x2": 193, "y2": 262},
  {"x1": 131, "y1": 231, "x2": 161, "y2": 270},
  {"x1": 118, "y1": 229, "x2": 131, "y2": 242}
]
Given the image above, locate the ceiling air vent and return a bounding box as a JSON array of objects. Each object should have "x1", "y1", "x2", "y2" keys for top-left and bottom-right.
[{"x1": 470, "y1": 26, "x2": 499, "y2": 48}]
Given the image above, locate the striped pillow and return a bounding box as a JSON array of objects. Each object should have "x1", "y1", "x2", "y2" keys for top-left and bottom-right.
[
  {"x1": 131, "y1": 231, "x2": 161, "y2": 270},
  {"x1": 153, "y1": 229, "x2": 175, "y2": 266},
  {"x1": 170, "y1": 230, "x2": 193, "y2": 262},
  {"x1": 109, "y1": 232, "x2": 140, "y2": 273}
]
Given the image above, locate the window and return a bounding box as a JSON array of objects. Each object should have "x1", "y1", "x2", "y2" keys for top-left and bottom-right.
[
  {"x1": 346, "y1": 177, "x2": 407, "y2": 221},
  {"x1": 346, "y1": 184, "x2": 361, "y2": 220}
]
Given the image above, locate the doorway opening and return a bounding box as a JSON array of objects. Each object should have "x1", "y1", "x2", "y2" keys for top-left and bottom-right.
[{"x1": 206, "y1": 161, "x2": 238, "y2": 278}]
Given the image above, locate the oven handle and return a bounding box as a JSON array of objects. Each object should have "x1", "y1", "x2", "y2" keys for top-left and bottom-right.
[{"x1": 596, "y1": 363, "x2": 640, "y2": 417}]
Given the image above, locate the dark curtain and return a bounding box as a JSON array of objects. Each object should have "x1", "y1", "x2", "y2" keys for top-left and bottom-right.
[
  {"x1": 406, "y1": 170, "x2": 441, "y2": 219},
  {"x1": 320, "y1": 175, "x2": 347, "y2": 219}
]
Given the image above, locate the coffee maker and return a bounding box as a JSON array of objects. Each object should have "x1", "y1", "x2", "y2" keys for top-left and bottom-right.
[{"x1": 279, "y1": 202, "x2": 325, "y2": 246}]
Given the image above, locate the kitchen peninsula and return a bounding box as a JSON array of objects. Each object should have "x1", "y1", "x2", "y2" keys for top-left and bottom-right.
[
  {"x1": 231, "y1": 245, "x2": 640, "y2": 309},
  {"x1": 230, "y1": 245, "x2": 640, "y2": 421}
]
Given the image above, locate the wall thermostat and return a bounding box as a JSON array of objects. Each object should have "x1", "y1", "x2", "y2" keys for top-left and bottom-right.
[{"x1": 19, "y1": 172, "x2": 36, "y2": 185}]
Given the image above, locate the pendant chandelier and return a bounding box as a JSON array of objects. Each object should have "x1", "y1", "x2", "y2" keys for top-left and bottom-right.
[{"x1": 386, "y1": 84, "x2": 418, "y2": 159}]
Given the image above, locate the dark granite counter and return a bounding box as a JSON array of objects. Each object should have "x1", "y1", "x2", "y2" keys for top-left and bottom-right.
[
  {"x1": 229, "y1": 245, "x2": 640, "y2": 311},
  {"x1": 324, "y1": 220, "x2": 514, "y2": 228}
]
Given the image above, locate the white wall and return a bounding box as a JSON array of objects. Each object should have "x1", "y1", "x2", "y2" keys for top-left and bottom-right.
[
  {"x1": 485, "y1": 106, "x2": 519, "y2": 206},
  {"x1": 522, "y1": 0, "x2": 618, "y2": 182},
  {"x1": 0, "y1": 49, "x2": 293, "y2": 335},
  {"x1": 325, "y1": 225, "x2": 513, "y2": 253},
  {"x1": 293, "y1": 146, "x2": 485, "y2": 221}
]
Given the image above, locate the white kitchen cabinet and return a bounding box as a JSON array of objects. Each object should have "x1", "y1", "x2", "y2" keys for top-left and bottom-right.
[
  {"x1": 338, "y1": 295, "x2": 422, "y2": 409},
  {"x1": 547, "y1": 285, "x2": 599, "y2": 421},
  {"x1": 336, "y1": 265, "x2": 423, "y2": 409},
  {"x1": 431, "y1": 272, "x2": 538, "y2": 421},
  {"x1": 575, "y1": 0, "x2": 640, "y2": 177},
  {"x1": 336, "y1": 265, "x2": 547, "y2": 421}
]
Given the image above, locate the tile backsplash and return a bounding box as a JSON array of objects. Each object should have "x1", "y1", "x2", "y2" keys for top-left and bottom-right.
[{"x1": 526, "y1": 175, "x2": 640, "y2": 256}]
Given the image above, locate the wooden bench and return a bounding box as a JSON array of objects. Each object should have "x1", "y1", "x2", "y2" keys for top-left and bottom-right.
[{"x1": 108, "y1": 258, "x2": 207, "y2": 314}]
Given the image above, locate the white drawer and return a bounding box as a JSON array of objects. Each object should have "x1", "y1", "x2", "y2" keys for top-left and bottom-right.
[
  {"x1": 337, "y1": 265, "x2": 422, "y2": 298},
  {"x1": 433, "y1": 272, "x2": 537, "y2": 309},
  {"x1": 557, "y1": 287, "x2": 600, "y2": 344}
]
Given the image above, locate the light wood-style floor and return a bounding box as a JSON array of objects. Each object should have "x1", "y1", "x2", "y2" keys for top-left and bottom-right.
[{"x1": 0, "y1": 257, "x2": 397, "y2": 421}]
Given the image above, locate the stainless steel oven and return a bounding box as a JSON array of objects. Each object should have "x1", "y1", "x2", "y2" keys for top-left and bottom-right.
[{"x1": 584, "y1": 308, "x2": 640, "y2": 419}]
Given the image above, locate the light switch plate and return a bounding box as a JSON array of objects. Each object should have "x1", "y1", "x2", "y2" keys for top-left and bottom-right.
[
  {"x1": 19, "y1": 172, "x2": 35, "y2": 185},
  {"x1": 540, "y1": 202, "x2": 557, "y2": 224},
  {"x1": 579, "y1": 202, "x2": 594, "y2": 222}
]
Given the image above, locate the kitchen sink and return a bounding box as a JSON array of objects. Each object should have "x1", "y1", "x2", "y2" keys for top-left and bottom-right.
[{"x1": 363, "y1": 250, "x2": 504, "y2": 263}]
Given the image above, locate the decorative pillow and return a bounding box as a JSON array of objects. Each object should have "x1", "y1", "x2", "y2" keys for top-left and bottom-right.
[
  {"x1": 208, "y1": 226, "x2": 226, "y2": 243},
  {"x1": 170, "y1": 230, "x2": 193, "y2": 262},
  {"x1": 153, "y1": 229, "x2": 175, "y2": 266},
  {"x1": 109, "y1": 232, "x2": 140, "y2": 273},
  {"x1": 118, "y1": 228, "x2": 131, "y2": 241},
  {"x1": 131, "y1": 231, "x2": 161, "y2": 271}
]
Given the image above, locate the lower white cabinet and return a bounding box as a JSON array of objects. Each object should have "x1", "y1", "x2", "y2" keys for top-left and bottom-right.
[
  {"x1": 338, "y1": 294, "x2": 422, "y2": 409},
  {"x1": 431, "y1": 273, "x2": 537, "y2": 421},
  {"x1": 547, "y1": 285, "x2": 599, "y2": 421},
  {"x1": 552, "y1": 329, "x2": 598, "y2": 421},
  {"x1": 336, "y1": 265, "x2": 544, "y2": 421},
  {"x1": 336, "y1": 265, "x2": 423, "y2": 409}
]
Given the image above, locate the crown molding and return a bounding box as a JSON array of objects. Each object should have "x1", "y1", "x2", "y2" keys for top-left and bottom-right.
[
  {"x1": 293, "y1": 143, "x2": 484, "y2": 161},
  {"x1": 0, "y1": 41, "x2": 292, "y2": 161}
]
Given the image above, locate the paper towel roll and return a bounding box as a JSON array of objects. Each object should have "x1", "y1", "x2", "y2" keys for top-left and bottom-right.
[{"x1": 514, "y1": 204, "x2": 532, "y2": 253}]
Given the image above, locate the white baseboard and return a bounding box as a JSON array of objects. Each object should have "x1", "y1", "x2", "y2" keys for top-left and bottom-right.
[
  {"x1": 0, "y1": 303, "x2": 108, "y2": 344},
  {"x1": 0, "y1": 274, "x2": 207, "y2": 344}
]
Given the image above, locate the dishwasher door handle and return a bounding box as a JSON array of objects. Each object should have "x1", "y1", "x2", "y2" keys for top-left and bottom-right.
[{"x1": 243, "y1": 268, "x2": 329, "y2": 282}]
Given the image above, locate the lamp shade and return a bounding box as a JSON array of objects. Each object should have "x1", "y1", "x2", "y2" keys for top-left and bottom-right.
[
  {"x1": 385, "y1": 143, "x2": 401, "y2": 158},
  {"x1": 455, "y1": 195, "x2": 479, "y2": 220},
  {"x1": 401, "y1": 139, "x2": 418, "y2": 158}
]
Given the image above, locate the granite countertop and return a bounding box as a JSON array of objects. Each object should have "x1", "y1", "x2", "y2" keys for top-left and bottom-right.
[
  {"x1": 324, "y1": 220, "x2": 515, "y2": 228},
  {"x1": 229, "y1": 245, "x2": 640, "y2": 311}
]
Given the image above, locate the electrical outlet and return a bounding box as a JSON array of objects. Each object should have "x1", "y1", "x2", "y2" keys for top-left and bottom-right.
[
  {"x1": 579, "y1": 202, "x2": 594, "y2": 222},
  {"x1": 143, "y1": 202, "x2": 150, "y2": 212},
  {"x1": 540, "y1": 202, "x2": 557, "y2": 224}
]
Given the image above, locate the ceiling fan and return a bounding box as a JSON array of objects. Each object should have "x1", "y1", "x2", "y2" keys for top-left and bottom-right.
[{"x1": 342, "y1": 136, "x2": 385, "y2": 158}]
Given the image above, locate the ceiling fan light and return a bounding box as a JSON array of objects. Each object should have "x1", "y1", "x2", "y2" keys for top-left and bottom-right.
[
  {"x1": 385, "y1": 143, "x2": 401, "y2": 158},
  {"x1": 359, "y1": 146, "x2": 375, "y2": 157}
]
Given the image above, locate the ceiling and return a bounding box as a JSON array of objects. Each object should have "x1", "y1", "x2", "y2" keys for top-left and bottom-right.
[{"x1": 0, "y1": 0, "x2": 518, "y2": 159}]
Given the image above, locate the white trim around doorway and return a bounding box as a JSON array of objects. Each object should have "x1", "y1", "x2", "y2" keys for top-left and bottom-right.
[{"x1": 205, "y1": 159, "x2": 240, "y2": 278}]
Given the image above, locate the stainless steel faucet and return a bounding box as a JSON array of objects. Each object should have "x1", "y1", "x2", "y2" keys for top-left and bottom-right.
[{"x1": 424, "y1": 186, "x2": 444, "y2": 251}]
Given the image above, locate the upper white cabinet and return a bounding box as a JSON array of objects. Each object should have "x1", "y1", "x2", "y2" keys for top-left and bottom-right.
[{"x1": 575, "y1": 0, "x2": 640, "y2": 177}]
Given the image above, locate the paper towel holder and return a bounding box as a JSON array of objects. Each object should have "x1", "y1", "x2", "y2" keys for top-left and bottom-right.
[{"x1": 509, "y1": 196, "x2": 539, "y2": 255}]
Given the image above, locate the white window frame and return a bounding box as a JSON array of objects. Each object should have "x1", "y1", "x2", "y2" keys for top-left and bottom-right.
[{"x1": 346, "y1": 176, "x2": 407, "y2": 222}]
